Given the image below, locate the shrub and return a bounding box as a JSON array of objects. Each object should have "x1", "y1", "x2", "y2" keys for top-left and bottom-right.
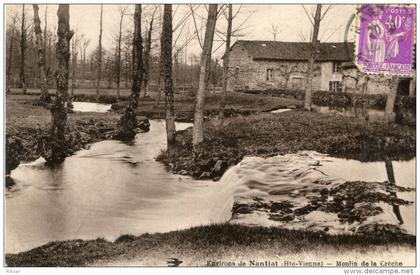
[{"x1": 239, "y1": 89, "x2": 415, "y2": 113}]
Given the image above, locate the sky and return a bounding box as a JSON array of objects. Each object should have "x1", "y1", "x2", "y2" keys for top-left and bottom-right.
[{"x1": 5, "y1": 4, "x2": 357, "y2": 62}]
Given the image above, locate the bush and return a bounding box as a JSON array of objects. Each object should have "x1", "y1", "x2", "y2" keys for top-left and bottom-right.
[
  {"x1": 239, "y1": 89, "x2": 415, "y2": 113},
  {"x1": 312, "y1": 91, "x2": 351, "y2": 108},
  {"x1": 396, "y1": 96, "x2": 416, "y2": 114}
]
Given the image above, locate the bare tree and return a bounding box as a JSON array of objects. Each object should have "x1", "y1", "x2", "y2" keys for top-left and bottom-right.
[
  {"x1": 115, "y1": 6, "x2": 128, "y2": 100},
  {"x1": 7, "y1": 15, "x2": 17, "y2": 94},
  {"x1": 117, "y1": 4, "x2": 143, "y2": 140},
  {"x1": 43, "y1": 5, "x2": 47, "y2": 57},
  {"x1": 41, "y1": 4, "x2": 73, "y2": 163},
  {"x1": 303, "y1": 4, "x2": 322, "y2": 111},
  {"x1": 218, "y1": 4, "x2": 233, "y2": 123},
  {"x1": 154, "y1": 6, "x2": 164, "y2": 108},
  {"x1": 33, "y1": 4, "x2": 50, "y2": 102},
  {"x1": 270, "y1": 23, "x2": 279, "y2": 41},
  {"x1": 70, "y1": 32, "x2": 80, "y2": 97},
  {"x1": 143, "y1": 6, "x2": 158, "y2": 98},
  {"x1": 47, "y1": 30, "x2": 53, "y2": 80},
  {"x1": 161, "y1": 4, "x2": 176, "y2": 152},
  {"x1": 193, "y1": 4, "x2": 218, "y2": 147},
  {"x1": 95, "y1": 4, "x2": 103, "y2": 100},
  {"x1": 153, "y1": 48, "x2": 163, "y2": 108},
  {"x1": 20, "y1": 4, "x2": 27, "y2": 94},
  {"x1": 385, "y1": 76, "x2": 398, "y2": 122},
  {"x1": 80, "y1": 37, "x2": 90, "y2": 84}
]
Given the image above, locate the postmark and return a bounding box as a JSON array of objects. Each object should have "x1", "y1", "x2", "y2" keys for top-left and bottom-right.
[{"x1": 354, "y1": 4, "x2": 416, "y2": 76}]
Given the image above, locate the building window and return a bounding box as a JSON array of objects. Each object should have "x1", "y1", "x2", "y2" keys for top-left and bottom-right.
[
  {"x1": 329, "y1": 81, "x2": 341, "y2": 92},
  {"x1": 333, "y1": 62, "x2": 340, "y2": 73},
  {"x1": 266, "y1": 68, "x2": 274, "y2": 81}
]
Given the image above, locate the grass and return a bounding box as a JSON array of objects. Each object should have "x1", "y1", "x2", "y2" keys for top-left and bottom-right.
[
  {"x1": 5, "y1": 223, "x2": 415, "y2": 267},
  {"x1": 5, "y1": 91, "x2": 416, "y2": 267},
  {"x1": 5, "y1": 90, "x2": 301, "y2": 162},
  {"x1": 157, "y1": 110, "x2": 416, "y2": 179},
  {"x1": 6, "y1": 94, "x2": 121, "y2": 163},
  {"x1": 120, "y1": 90, "x2": 301, "y2": 121}
]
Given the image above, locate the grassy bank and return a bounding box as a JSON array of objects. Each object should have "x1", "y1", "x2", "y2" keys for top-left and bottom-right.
[
  {"x1": 5, "y1": 90, "x2": 301, "y2": 169},
  {"x1": 5, "y1": 223, "x2": 415, "y2": 267},
  {"x1": 113, "y1": 90, "x2": 301, "y2": 122},
  {"x1": 10, "y1": 88, "x2": 302, "y2": 122},
  {"x1": 6, "y1": 94, "x2": 121, "y2": 174},
  {"x1": 5, "y1": 92, "x2": 416, "y2": 267},
  {"x1": 157, "y1": 110, "x2": 416, "y2": 180}
]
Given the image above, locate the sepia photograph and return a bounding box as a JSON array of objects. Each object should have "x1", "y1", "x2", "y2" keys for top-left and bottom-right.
[{"x1": 2, "y1": 1, "x2": 417, "y2": 272}]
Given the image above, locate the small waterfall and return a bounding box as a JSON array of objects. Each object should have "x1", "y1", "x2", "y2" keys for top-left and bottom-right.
[
  {"x1": 5, "y1": 118, "x2": 415, "y2": 253},
  {"x1": 215, "y1": 151, "x2": 415, "y2": 235}
]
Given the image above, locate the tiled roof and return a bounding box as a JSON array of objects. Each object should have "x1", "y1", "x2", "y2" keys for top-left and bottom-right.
[{"x1": 233, "y1": 40, "x2": 355, "y2": 62}]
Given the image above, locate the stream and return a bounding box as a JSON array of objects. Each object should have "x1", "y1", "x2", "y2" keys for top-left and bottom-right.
[
  {"x1": 6, "y1": 105, "x2": 416, "y2": 254},
  {"x1": 72, "y1": 102, "x2": 112, "y2": 113},
  {"x1": 6, "y1": 120, "x2": 231, "y2": 254}
]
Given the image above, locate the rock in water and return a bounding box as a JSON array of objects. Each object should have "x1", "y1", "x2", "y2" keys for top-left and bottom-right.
[
  {"x1": 116, "y1": 112, "x2": 150, "y2": 140},
  {"x1": 137, "y1": 116, "x2": 150, "y2": 132},
  {"x1": 269, "y1": 213, "x2": 295, "y2": 222},
  {"x1": 211, "y1": 160, "x2": 227, "y2": 178},
  {"x1": 5, "y1": 175, "x2": 15, "y2": 188}
]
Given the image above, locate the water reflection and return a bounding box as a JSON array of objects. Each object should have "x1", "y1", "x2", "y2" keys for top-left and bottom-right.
[{"x1": 72, "y1": 102, "x2": 111, "y2": 113}]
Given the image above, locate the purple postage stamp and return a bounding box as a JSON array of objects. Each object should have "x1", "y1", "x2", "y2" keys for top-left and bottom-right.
[{"x1": 356, "y1": 4, "x2": 416, "y2": 76}]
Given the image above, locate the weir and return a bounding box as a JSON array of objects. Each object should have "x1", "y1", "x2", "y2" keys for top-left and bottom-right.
[{"x1": 6, "y1": 120, "x2": 415, "y2": 254}]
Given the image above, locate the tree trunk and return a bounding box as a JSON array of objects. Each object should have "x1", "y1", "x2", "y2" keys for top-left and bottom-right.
[
  {"x1": 117, "y1": 4, "x2": 143, "y2": 140},
  {"x1": 193, "y1": 4, "x2": 218, "y2": 147},
  {"x1": 95, "y1": 5, "x2": 103, "y2": 100},
  {"x1": 303, "y1": 4, "x2": 322, "y2": 111},
  {"x1": 143, "y1": 7, "x2": 157, "y2": 98},
  {"x1": 218, "y1": 4, "x2": 233, "y2": 122},
  {"x1": 43, "y1": 5, "x2": 47, "y2": 58},
  {"x1": 42, "y1": 4, "x2": 73, "y2": 163},
  {"x1": 7, "y1": 17, "x2": 16, "y2": 94},
  {"x1": 154, "y1": 55, "x2": 163, "y2": 108},
  {"x1": 48, "y1": 34, "x2": 52, "y2": 85},
  {"x1": 33, "y1": 4, "x2": 50, "y2": 103},
  {"x1": 106, "y1": 56, "x2": 112, "y2": 88},
  {"x1": 161, "y1": 4, "x2": 176, "y2": 152},
  {"x1": 125, "y1": 49, "x2": 129, "y2": 88},
  {"x1": 116, "y1": 13, "x2": 124, "y2": 100},
  {"x1": 383, "y1": 154, "x2": 403, "y2": 224},
  {"x1": 20, "y1": 4, "x2": 27, "y2": 94},
  {"x1": 83, "y1": 47, "x2": 86, "y2": 83},
  {"x1": 385, "y1": 76, "x2": 398, "y2": 122},
  {"x1": 70, "y1": 36, "x2": 77, "y2": 98}
]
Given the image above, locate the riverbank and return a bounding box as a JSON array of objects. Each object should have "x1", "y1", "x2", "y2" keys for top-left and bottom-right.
[
  {"x1": 5, "y1": 92, "x2": 416, "y2": 267},
  {"x1": 5, "y1": 91, "x2": 300, "y2": 174},
  {"x1": 5, "y1": 223, "x2": 415, "y2": 267},
  {"x1": 157, "y1": 110, "x2": 416, "y2": 180},
  {"x1": 9, "y1": 88, "x2": 302, "y2": 122},
  {"x1": 111, "y1": 90, "x2": 301, "y2": 122},
  {"x1": 5, "y1": 94, "x2": 121, "y2": 176}
]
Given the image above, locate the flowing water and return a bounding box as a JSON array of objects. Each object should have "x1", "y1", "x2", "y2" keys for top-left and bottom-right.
[
  {"x1": 72, "y1": 102, "x2": 112, "y2": 113},
  {"x1": 219, "y1": 153, "x2": 415, "y2": 235},
  {"x1": 6, "y1": 117, "x2": 416, "y2": 254},
  {"x1": 271, "y1": 108, "x2": 292, "y2": 113},
  {"x1": 6, "y1": 121, "x2": 231, "y2": 254}
]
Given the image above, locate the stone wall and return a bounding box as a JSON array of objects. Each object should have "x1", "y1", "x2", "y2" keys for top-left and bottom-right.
[{"x1": 227, "y1": 44, "x2": 341, "y2": 92}]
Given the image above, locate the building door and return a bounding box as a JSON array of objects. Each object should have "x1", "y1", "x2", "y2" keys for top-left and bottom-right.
[{"x1": 397, "y1": 78, "x2": 411, "y2": 96}]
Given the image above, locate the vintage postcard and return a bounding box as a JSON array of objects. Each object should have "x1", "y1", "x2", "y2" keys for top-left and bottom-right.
[{"x1": 2, "y1": 2, "x2": 417, "y2": 273}]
